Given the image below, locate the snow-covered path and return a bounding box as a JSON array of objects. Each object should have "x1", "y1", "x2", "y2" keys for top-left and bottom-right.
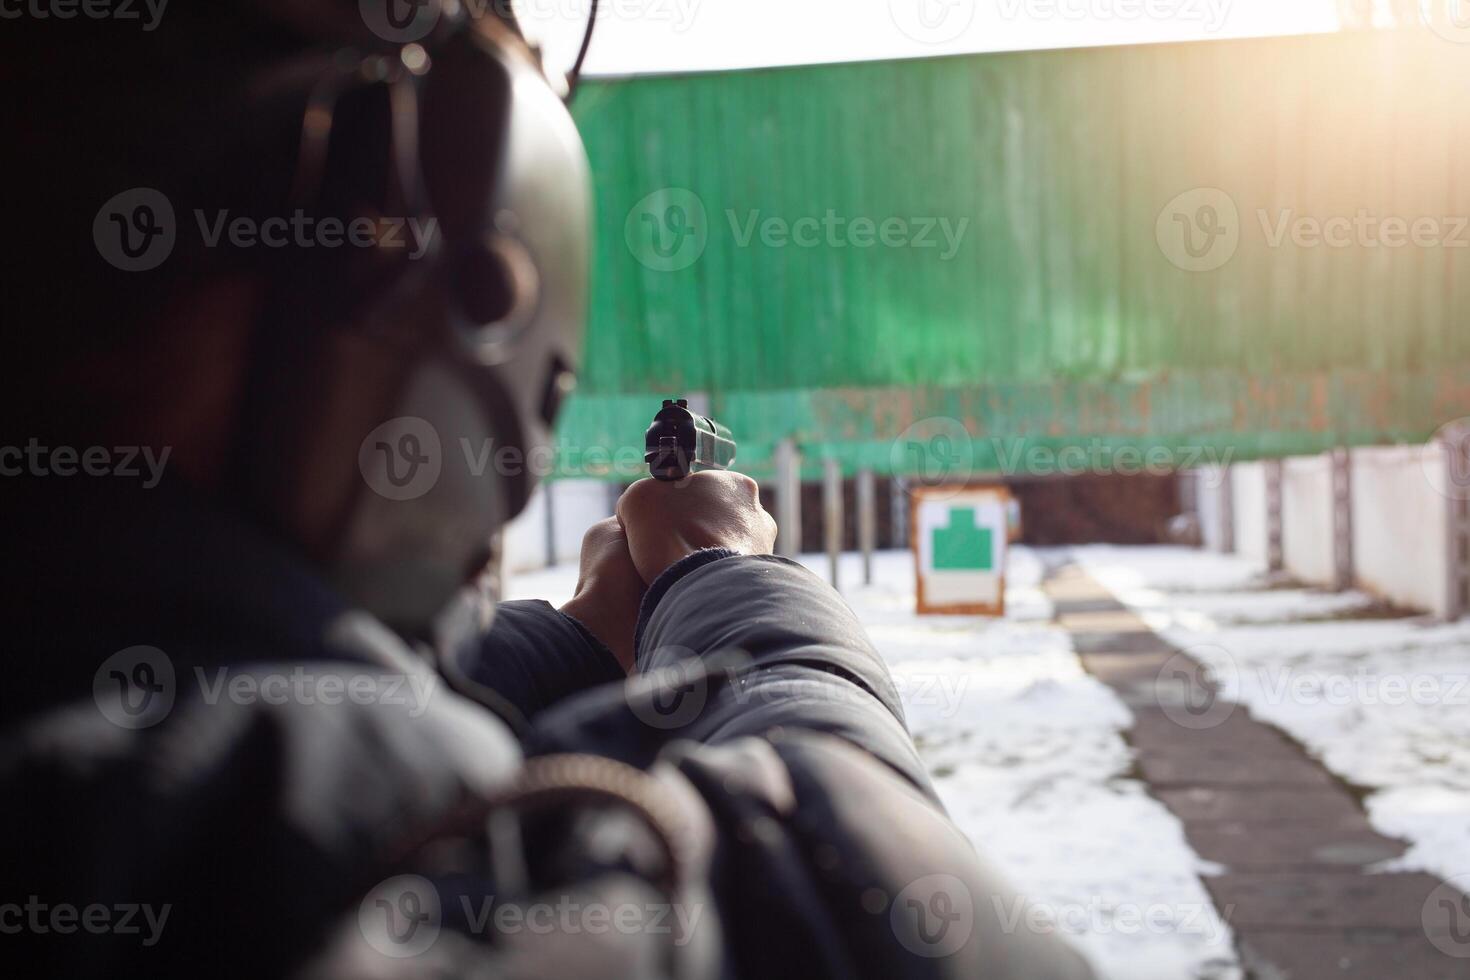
[{"x1": 1072, "y1": 545, "x2": 1470, "y2": 891}]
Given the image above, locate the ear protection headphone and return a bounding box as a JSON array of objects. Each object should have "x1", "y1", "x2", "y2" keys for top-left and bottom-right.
[{"x1": 222, "y1": 1, "x2": 598, "y2": 631}]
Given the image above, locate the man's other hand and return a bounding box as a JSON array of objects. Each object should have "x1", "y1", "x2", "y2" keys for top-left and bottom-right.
[
  {"x1": 617, "y1": 471, "x2": 778, "y2": 585},
  {"x1": 561, "y1": 518, "x2": 645, "y2": 673}
]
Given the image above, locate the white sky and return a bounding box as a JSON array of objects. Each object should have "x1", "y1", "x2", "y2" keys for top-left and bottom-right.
[{"x1": 513, "y1": 0, "x2": 1409, "y2": 78}]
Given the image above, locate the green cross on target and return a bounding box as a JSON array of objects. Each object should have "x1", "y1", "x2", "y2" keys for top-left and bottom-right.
[{"x1": 932, "y1": 507, "x2": 994, "y2": 572}]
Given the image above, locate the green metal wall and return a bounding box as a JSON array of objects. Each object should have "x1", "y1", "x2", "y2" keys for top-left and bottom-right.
[{"x1": 556, "y1": 28, "x2": 1470, "y2": 480}]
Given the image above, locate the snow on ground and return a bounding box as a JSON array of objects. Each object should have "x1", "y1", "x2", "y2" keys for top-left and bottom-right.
[
  {"x1": 800, "y1": 550, "x2": 1239, "y2": 980},
  {"x1": 1072, "y1": 545, "x2": 1470, "y2": 885}
]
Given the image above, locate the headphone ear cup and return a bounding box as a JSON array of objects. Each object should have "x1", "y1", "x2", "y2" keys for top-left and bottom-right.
[{"x1": 452, "y1": 233, "x2": 543, "y2": 357}]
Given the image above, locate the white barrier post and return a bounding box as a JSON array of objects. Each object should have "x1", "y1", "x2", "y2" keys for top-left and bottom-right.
[
  {"x1": 1265, "y1": 459, "x2": 1284, "y2": 573},
  {"x1": 1447, "y1": 428, "x2": 1470, "y2": 620},
  {"x1": 1332, "y1": 448, "x2": 1354, "y2": 592},
  {"x1": 1219, "y1": 464, "x2": 1236, "y2": 553},
  {"x1": 857, "y1": 468, "x2": 876, "y2": 585},
  {"x1": 824, "y1": 457, "x2": 843, "y2": 589},
  {"x1": 775, "y1": 439, "x2": 803, "y2": 559}
]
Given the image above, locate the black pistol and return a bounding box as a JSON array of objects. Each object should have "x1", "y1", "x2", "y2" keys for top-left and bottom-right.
[{"x1": 645, "y1": 398, "x2": 737, "y2": 481}]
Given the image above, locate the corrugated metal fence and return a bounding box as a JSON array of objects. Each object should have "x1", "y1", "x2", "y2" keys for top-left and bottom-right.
[{"x1": 555, "y1": 27, "x2": 1470, "y2": 480}]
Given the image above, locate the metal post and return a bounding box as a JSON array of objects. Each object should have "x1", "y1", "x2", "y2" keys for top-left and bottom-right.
[
  {"x1": 1178, "y1": 469, "x2": 1200, "y2": 516},
  {"x1": 1446, "y1": 426, "x2": 1470, "y2": 621},
  {"x1": 543, "y1": 481, "x2": 557, "y2": 567},
  {"x1": 824, "y1": 457, "x2": 843, "y2": 590},
  {"x1": 857, "y1": 468, "x2": 876, "y2": 585},
  {"x1": 1265, "y1": 459, "x2": 1284, "y2": 573},
  {"x1": 1331, "y1": 448, "x2": 1354, "y2": 592},
  {"x1": 775, "y1": 439, "x2": 803, "y2": 559},
  {"x1": 1218, "y1": 464, "x2": 1236, "y2": 554},
  {"x1": 891, "y1": 477, "x2": 909, "y2": 549}
]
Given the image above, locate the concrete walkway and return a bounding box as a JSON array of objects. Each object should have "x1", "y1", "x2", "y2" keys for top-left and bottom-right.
[{"x1": 1044, "y1": 564, "x2": 1469, "y2": 979}]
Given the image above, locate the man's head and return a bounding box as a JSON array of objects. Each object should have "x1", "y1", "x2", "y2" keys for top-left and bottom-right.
[{"x1": 8, "y1": 1, "x2": 591, "y2": 635}]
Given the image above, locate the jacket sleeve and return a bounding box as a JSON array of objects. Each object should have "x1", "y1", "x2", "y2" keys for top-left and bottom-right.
[
  {"x1": 530, "y1": 555, "x2": 1099, "y2": 979},
  {"x1": 443, "y1": 599, "x2": 625, "y2": 725},
  {"x1": 531, "y1": 553, "x2": 935, "y2": 800}
]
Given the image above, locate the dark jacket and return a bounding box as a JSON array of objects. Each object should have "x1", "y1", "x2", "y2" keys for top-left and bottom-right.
[{"x1": 3, "y1": 480, "x2": 1095, "y2": 980}]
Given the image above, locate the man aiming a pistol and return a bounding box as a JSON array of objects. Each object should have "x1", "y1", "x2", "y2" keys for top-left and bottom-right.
[{"x1": 3, "y1": 3, "x2": 1092, "y2": 979}]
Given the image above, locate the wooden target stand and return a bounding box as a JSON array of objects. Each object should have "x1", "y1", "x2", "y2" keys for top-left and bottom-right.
[{"x1": 911, "y1": 485, "x2": 1012, "y2": 617}]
